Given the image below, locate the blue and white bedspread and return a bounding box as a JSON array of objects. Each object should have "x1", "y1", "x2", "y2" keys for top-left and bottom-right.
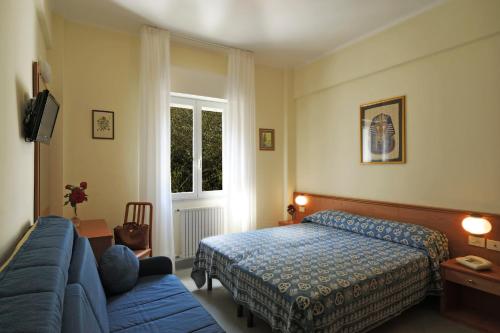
[{"x1": 191, "y1": 210, "x2": 449, "y2": 333}]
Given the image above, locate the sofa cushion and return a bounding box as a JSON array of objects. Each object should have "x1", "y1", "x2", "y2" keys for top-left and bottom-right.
[
  {"x1": 0, "y1": 217, "x2": 75, "y2": 333},
  {"x1": 63, "y1": 237, "x2": 109, "y2": 333},
  {"x1": 62, "y1": 284, "x2": 106, "y2": 333},
  {"x1": 107, "y1": 274, "x2": 225, "y2": 333},
  {"x1": 100, "y1": 245, "x2": 139, "y2": 295}
]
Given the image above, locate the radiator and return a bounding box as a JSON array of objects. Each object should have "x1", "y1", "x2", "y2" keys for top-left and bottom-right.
[{"x1": 179, "y1": 207, "x2": 224, "y2": 259}]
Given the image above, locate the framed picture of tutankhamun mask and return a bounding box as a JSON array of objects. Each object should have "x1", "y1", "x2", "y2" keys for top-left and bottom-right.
[{"x1": 360, "y1": 96, "x2": 405, "y2": 164}]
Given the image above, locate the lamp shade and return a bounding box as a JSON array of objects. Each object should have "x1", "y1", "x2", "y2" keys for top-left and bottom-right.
[
  {"x1": 295, "y1": 195, "x2": 308, "y2": 206},
  {"x1": 462, "y1": 216, "x2": 492, "y2": 235}
]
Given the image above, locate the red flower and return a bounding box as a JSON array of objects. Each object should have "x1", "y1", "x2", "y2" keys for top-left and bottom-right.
[
  {"x1": 64, "y1": 181, "x2": 88, "y2": 211},
  {"x1": 70, "y1": 188, "x2": 86, "y2": 205}
]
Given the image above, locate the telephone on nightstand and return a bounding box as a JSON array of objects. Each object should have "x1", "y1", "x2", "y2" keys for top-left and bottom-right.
[{"x1": 456, "y1": 255, "x2": 493, "y2": 271}]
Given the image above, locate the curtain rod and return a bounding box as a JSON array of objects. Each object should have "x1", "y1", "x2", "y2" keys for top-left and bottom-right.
[
  {"x1": 170, "y1": 32, "x2": 253, "y2": 54},
  {"x1": 142, "y1": 24, "x2": 253, "y2": 53}
]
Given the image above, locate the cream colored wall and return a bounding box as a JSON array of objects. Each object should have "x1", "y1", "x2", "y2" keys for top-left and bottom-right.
[
  {"x1": 284, "y1": 69, "x2": 296, "y2": 215},
  {"x1": 255, "y1": 65, "x2": 286, "y2": 227},
  {"x1": 39, "y1": 143, "x2": 50, "y2": 215},
  {"x1": 36, "y1": 13, "x2": 64, "y2": 218},
  {"x1": 294, "y1": 0, "x2": 500, "y2": 214},
  {"x1": 46, "y1": 13, "x2": 65, "y2": 216},
  {"x1": 0, "y1": 0, "x2": 49, "y2": 262},
  {"x1": 294, "y1": 0, "x2": 500, "y2": 98},
  {"x1": 60, "y1": 21, "x2": 140, "y2": 228},
  {"x1": 171, "y1": 41, "x2": 227, "y2": 99},
  {"x1": 57, "y1": 20, "x2": 288, "y2": 257}
]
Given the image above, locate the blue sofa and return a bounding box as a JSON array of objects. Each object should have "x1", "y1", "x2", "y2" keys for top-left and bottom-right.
[{"x1": 0, "y1": 217, "x2": 224, "y2": 333}]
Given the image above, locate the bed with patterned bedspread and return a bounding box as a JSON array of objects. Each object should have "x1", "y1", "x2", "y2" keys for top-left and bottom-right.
[{"x1": 191, "y1": 210, "x2": 449, "y2": 333}]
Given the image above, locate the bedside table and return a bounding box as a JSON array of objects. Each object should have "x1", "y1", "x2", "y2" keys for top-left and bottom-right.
[
  {"x1": 440, "y1": 258, "x2": 500, "y2": 333},
  {"x1": 278, "y1": 220, "x2": 295, "y2": 226},
  {"x1": 76, "y1": 219, "x2": 113, "y2": 261}
]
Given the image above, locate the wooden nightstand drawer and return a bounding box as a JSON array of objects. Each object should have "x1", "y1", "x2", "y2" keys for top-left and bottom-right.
[
  {"x1": 445, "y1": 269, "x2": 500, "y2": 296},
  {"x1": 440, "y1": 259, "x2": 500, "y2": 332}
]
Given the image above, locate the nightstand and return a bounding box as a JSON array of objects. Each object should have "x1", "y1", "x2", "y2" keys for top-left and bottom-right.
[
  {"x1": 278, "y1": 220, "x2": 295, "y2": 226},
  {"x1": 440, "y1": 258, "x2": 500, "y2": 333},
  {"x1": 76, "y1": 219, "x2": 113, "y2": 261}
]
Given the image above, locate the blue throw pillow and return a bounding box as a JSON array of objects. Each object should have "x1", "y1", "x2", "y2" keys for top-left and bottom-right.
[{"x1": 99, "y1": 245, "x2": 139, "y2": 295}]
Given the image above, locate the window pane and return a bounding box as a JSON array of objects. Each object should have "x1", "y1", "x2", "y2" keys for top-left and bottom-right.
[
  {"x1": 202, "y1": 109, "x2": 222, "y2": 191},
  {"x1": 171, "y1": 106, "x2": 193, "y2": 193}
]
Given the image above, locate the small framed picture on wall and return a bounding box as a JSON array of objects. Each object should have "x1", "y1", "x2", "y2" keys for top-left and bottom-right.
[
  {"x1": 259, "y1": 128, "x2": 275, "y2": 151},
  {"x1": 92, "y1": 110, "x2": 114, "y2": 140},
  {"x1": 360, "y1": 96, "x2": 405, "y2": 164}
]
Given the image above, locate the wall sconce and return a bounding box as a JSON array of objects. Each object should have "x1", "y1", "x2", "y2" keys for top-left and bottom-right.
[
  {"x1": 39, "y1": 60, "x2": 52, "y2": 85},
  {"x1": 295, "y1": 195, "x2": 308, "y2": 212},
  {"x1": 462, "y1": 216, "x2": 492, "y2": 235}
]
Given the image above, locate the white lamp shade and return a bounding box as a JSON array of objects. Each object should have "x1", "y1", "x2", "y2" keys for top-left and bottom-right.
[
  {"x1": 295, "y1": 195, "x2": 308, "y2": 206},
  {"x1": 462, "y1": 216, "x2": 492, "y2": 235},
  {"x1": 39, "y1": 60, "x2": 52, "y2": 84}
]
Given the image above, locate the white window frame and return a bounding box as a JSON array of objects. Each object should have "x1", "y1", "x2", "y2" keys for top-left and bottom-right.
[{"x1": 170, "y1": 93, "x2": 226, "y2": 200}]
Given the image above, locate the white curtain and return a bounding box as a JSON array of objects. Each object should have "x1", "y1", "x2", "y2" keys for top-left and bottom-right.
[
  {"x1": 224, "y1": 49, "x2": 257, "y2": 233},
  {"x1": 138, "y1": 26, "x2": 175, "y2": 262}
]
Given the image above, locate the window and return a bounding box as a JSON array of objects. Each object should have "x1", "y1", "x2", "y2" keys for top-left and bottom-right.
[{"x1": 170, "y1": 93, "x2": 225, "y2": 199}]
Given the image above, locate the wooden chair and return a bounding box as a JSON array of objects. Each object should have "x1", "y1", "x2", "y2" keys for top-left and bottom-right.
[{"x1": 123, "y1": 202, "x2": 153, "y2": 259}]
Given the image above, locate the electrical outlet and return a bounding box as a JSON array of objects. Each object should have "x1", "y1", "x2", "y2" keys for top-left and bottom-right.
[
  {"x1": 486, "y1": 239, "x2": 500, "y2": 251},
  {"x1": 468, "y1": 235, "x2": 485, "y2": 247},
  {"x1": 298, "y1": 206, "x2": 305, "y2": 213}
]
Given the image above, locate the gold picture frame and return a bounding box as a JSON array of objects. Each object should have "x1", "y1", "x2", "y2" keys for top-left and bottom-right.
[
  {"x1": 92, "y1": 110, "x2": 115, "y2": 140},
  {"x1": 259, "y1": 128, "x2": 275, "y2": 151},
  {"x1": 360, "y1": 96, "x2": 406, "y2": 164}
]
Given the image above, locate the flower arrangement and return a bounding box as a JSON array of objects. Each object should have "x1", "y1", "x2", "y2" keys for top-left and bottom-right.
[
  {"x1": 64, "y1": 182, "x2": 88, "y2": 218},
  {"x1": 287, "y1": 204, "x2": 296, "y2": 219}
]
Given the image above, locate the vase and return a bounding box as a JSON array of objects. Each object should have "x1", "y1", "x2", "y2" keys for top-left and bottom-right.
[{"x1": 71, "y1": 216, "x2": 81, "y2": 228}]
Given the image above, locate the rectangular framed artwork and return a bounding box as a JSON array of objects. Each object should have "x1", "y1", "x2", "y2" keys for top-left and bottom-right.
[
  {"x1": 92, "y1": 110, "x2": 115, "y2": 140},
  {"x1": 259, "y1": 128, "x2": 275, "y2": 151},
  {"x1": 360, "y1": 96, "x2": 405, "y2": 164}
]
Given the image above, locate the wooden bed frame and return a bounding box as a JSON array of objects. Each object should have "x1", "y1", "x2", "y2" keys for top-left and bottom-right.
[
  {"x1": 292, "y1": 192, "x2": 500, "y2": 264},
  {"x1": 212, "y1": 192, "x2": 500, "y2": 329}
]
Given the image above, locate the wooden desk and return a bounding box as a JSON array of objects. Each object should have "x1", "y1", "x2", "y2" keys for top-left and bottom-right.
[
  {"x1": 440, "y1": 258, "x2": 500, "y2": 333},
  {"x1": 278, "y1": 220, "x2": 295, "y2": 226},
  {"x1": 76, "y1": 219, "x2": 113, "y2": 261}
]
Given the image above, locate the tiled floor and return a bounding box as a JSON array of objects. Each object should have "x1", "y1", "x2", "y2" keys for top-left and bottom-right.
[{"x1": 177, "y1": 268, "x2": 479, "y2": 333}]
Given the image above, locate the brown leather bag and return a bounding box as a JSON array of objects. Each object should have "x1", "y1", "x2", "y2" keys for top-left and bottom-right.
[{"x1": 114, "y1": 222, "x2": 149, "y2": 250}]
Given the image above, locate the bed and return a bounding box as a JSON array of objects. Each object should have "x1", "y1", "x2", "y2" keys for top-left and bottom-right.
[{"x1": 191, "y1": 210, "x2": 449, "y2": 333}]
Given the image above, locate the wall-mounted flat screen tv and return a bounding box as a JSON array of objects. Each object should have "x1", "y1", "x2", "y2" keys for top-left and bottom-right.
[{"x1": 24, "y1": 90, "x2": 60, "y2": 144}]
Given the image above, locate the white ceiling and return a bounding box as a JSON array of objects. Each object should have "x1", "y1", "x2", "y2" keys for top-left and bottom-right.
[{"x1": 52, "y1": 0, "x2": 443, "y2": 67}]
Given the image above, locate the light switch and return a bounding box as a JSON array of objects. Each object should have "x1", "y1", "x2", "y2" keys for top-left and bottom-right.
[
  {"x1": 486, "y1": 239, "x2": 500, "y2": 251},
  {"x1": 298, "y1": 206, "x2": 305, "y2": 213},
  {"x1": 468, "y1": 235, "x2": 485, "y2": 247}
]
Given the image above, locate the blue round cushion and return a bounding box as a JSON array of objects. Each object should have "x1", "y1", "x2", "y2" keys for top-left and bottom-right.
[{"x1": 99, "y1": 245, "x2": 139, "y2": 295}]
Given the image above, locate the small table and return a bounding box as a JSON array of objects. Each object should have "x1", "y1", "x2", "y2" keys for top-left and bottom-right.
[
  {"x1": 278, "y1": 220, "x2": 295, "y2": 226},
  {"x1": 76, "y1": 219, "x2": 113, "y2": 261},
  {"x1": 440, "y1": 258, "x2": 500, "y2": 333}
]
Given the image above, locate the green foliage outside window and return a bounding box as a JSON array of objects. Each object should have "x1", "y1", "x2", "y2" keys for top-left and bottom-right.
[
  {"x1": 202, "y1": 110, "x2": 222, "y2": 191},
  {"x1": 170, "y1": 106, "x2": 223, "y2": 194},
  {"x1": 171, "y1": 107, "x2": 193, "y2": 193}
]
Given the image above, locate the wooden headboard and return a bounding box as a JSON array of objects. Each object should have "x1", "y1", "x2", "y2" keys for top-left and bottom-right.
[{"x1": 293, "y1": 192, "x2": 500, "y2": 264}]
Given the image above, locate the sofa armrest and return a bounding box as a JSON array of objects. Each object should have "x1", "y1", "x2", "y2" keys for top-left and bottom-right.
[{"x1": 139, "y1": 256, "x2": 172, "y2": 277}]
